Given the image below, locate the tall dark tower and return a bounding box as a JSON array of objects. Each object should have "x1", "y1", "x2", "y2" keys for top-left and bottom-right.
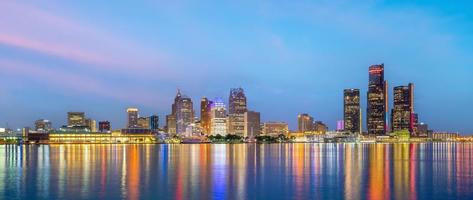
[
  {"x1": 228, "y1": 88, "x2": 247, "y2": 136},
  {"x1": 344, "y1": 89, "x2": 361, "y2": 134},
  {"x1": 367, "y1": 64, "x2": 388, "y2": 135},
  {"x1": 391, "y1": 83, "x2": 415, "y2": 135}
]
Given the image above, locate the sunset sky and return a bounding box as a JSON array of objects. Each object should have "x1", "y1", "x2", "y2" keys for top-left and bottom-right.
[{"x1": 1, "y1": 1, "x2": 472, "y2": 133}]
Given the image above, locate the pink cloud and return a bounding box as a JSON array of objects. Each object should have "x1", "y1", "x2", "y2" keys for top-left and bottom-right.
[{"x1": 0, "y1": 2, "x2": 178, "y2": 79}]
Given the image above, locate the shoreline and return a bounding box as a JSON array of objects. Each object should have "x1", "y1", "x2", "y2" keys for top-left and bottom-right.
[{"x1": 1, "y1": 141, "x2": 471, "y2": 145}]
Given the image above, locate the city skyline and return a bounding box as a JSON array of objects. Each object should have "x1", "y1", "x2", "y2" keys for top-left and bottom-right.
[{"x1": 1, "y1": 1, "x2": 472, "y2": 134}]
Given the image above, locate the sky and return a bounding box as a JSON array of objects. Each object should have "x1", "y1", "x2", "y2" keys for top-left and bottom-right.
[{"x1": 0, "y1": 1, "x2": 472, "y2": 134}]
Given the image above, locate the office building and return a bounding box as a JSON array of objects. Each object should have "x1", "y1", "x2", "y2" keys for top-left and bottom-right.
[
  {"x1": 137, "y1": 117, "x2": 150, "y2": 129},
  {"x1": 127, "y1": 108, "x2": 139, "y2": 128},
  {"x1": 85, "y1": 118, "x2": 97, "y2": 132},
  {"x1": 67, "y1": 112, "x2": 85, "y2": 127},
  {"x1": 228, "y1": 88, "x2": 247, "y2": 136},
  {"x1": 175, "y1": 90, "x2": 194, "y2": 135},
  {"x1": 344, "y1": 89, "x2": 361, "y2": 134},
  {"x1": 297, "y1": 113, "x2": 314, "y2": 132},
  {"x1": 99, "y1": 121, "x2": 111, "y2": 132},
  {"x1": 262, "y1": 122, "x2": 289, "y2": 136},
  {"x1": 166, "y1": 114, "x2": 176, "y2": 134},
  {"x1": 244, "y1": 111, "x2": 261, "y2": 138},
  {"x1": 367, "y1": 64, "x2": 388, "y2": 135},
  {"x1": 210, "y1": 98, "x2": 227, "y2": 136},
  {"x1": 313, "y1": 121, "x2": 328, "y2": 134},
  {"x1": 149, "y1": 115, "x2": 159, "y2": 131},
  {"x1": 391, "y1": 83, "x2": 416, "y2": 135},
  {"x1": 35, "y1": 119, "x2": 52, "y2": 131},
  {"x1": 200, "y1": 97, "x2": 213, "y2": 134}
]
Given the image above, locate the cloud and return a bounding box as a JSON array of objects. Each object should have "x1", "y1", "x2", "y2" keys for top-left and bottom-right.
[{"x1": 0, "y1": 1, "x2": 177, "y2": 79}]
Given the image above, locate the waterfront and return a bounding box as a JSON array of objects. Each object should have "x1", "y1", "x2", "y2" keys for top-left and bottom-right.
[{"x1": 1, "y1": 143, "x2": 472, "y2": 200}]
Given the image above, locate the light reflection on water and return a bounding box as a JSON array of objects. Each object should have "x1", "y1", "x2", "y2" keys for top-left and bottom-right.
[{"x1": 0, "y1": 143, "x2": 472, "y2": 199}]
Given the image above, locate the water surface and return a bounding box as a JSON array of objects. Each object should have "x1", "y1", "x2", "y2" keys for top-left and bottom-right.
[{"x1": 0, "y1": 143, "x2": 472, "y2": 199}]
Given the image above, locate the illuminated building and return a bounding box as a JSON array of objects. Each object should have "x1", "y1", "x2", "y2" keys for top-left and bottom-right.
[
  {"x1": 297, "y1": 113, "x2": 313, "y2": 132},
  {"x1": 166, "y1": 114, "x2": 176, "y2": 134},
  {"x1": 85, "y1": 118, "x2": 97, "y2": 132},
  {"x1": 262, "y1": 122, "x2": 288, "y2": 136},
  {"x1": 313, "y1": 121, "x2": 328, "y2": 134},
  {"x1": 210, "y1": 98, "x2": 227, "y2": 135},
  {"x1": 99, "y1": 121, "x2": 111, "y2": 132},
  {"x1": 432, "y1": 132, "x2": 459, "y2": 141},
  {"x1": 127, "y1": 108, "x2": 139, "y2": 128},
  {"x1": 200, "y1": 97, "x2": 213, "y2": 134},
  {"x1": 228, "y1": 88, "x2": 247, "y2": 136},
  {"x1": 367, "y1": 64, "x2": 388, "y2": 135},
  {"x1": 417, "y1": 123, "x2": 429, "y2": 137},
  {"x1": 337, "y1": 120, "x2": 345, "y2": 131},
  {"x1": 39, "y1": 129, "x2": 156, "y2": 144},
  {"x1": 244, "y1": 111, "x2": 260, "y2": 138},
  {"x1": 149, "y1": 115, "x2": 159, "y2": 131},
  {"x1": 35, "y1": 119, "x2": 52, "y2": 131},
  {"x1": 174, "y1": 90, "x2": 195, "y2": 135},
  {"x1": 67, "y1": 112, "x2": 85, "y2": 127},
  {"x1": 137, "y1": 117, "x2": 150, "y2": 129},
  {"x1": 344, "y1": 89, "x2": 362, "y2": 134},
  {"x1": 391, "y1": 83, "x2": 416, "y2": 135}
]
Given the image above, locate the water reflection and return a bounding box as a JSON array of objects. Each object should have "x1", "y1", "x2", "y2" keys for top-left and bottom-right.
[{"x1": 0, "y1": 143, "x2": 472, "y2": 199}]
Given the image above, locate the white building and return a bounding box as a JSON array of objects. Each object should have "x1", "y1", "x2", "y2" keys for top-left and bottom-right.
[{"x1": 210, "y1": 98, "x2": 227, "y2": 136}]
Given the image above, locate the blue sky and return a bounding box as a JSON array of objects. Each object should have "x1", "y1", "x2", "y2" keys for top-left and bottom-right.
[{"x1": 0, "y1": 1, "x2": 472, "y2": 134}]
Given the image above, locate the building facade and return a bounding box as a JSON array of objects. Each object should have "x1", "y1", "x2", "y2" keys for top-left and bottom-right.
[
  {"x1": 344, "y1": 89, "x2": 361, "y2": 134},
  {"x1": 391, "y1": 83, "x2": 415, "y2": 135},
  {"x1": 137, "y1": 117, "x2": 150, "y2": 129},
  {"x1": 210, "y1": 98, "x2": 227, "y2": 136},
  {"x1": 228, "y1": 88, "x2": 247, "y2": 136},
  {"x1": 35, "y1": 119, "x2": 52, "y2": 131},
  {"x1": 244, "y1": 111, "x2": 261, "y2": 138},
  {"x1": 297, "y1": 113, "x2": 314, "y2": 133},
  {"x1": 98, "y1": 121, "x2": 111, "y2": 132},
  {"x1": 263, "y1": 122, "x2": 289, "y2": 136},
  {"x1": 313, "y1": 121, "x2": 328, "y2": 134},
  {"x1": 367, "y1": 64, "x2": 388, "y2": 135},
  {"x1": 126, "y1": 108, "x2": 139, "y2": 128},
  {"x1": 149, "y1": 115, "x2": 159, "y2": 131},
  {"x1": 166, "y1": 114, "x2": 176, "y2": 134},
  {"x1": 67, "y1": 112, "x2": 85, "y2": 127},
  {"x1": 200, "y1": 97, "x2": 213, "y2": 135},
  {"x1": 175, "y1": 92, "x2": 194, "y2": 136}
]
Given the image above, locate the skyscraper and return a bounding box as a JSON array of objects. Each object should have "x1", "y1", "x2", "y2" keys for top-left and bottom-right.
[
  {"x1": 149, "y1": 115, "x2": 159, "y2": 131},
  {"x1": 244, "y1": 110, "x2": 261, "y2": 138},
  {"x1": 210, "y1": 98, "x2": 227, "y2": 136},
  {"x1": 200, "y1": 97, "x2": 213, "y2": 134},
  {"x1": 228, "y1": 88, "x2": 247, "y2": 136},
  {"x1": 166, "y1": 114, "x2": 176, "y2": 134},
  {"x1": 67, "y1": 112, "x2": 85, "y2": 127},
  {"x1": 367, "y1": 64, "x2": 388, "y2": 135},
  {"x1": 391, "y1": 83, "x2": 415, "y2": 135},
  {"x1": 175, "y1": 90, "x2": 194, "y2": 135},
  {"x1": 127, "y1": 108, "x2": 139, "y2": 128},
  {"x1": 344, "y1": 89, "x2": 361, "y2": 134},
  {"x1": 297, "y1": 113, "x2": 314, "y2": 132}
]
